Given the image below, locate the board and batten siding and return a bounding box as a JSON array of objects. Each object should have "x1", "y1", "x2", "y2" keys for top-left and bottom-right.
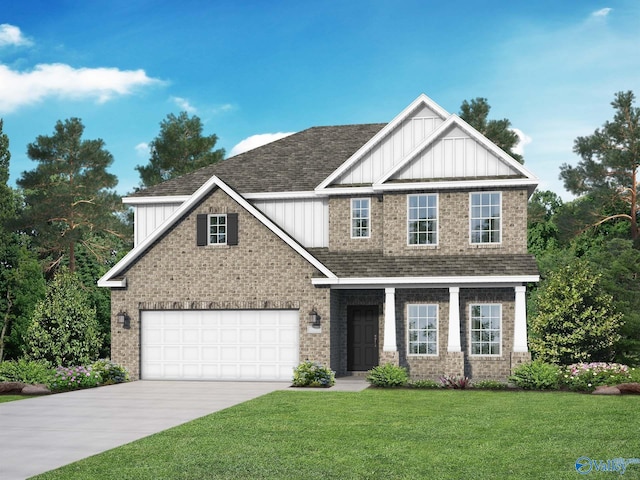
[
  {"x1": 252, "y1": 197, "x2": 329, "y2": 248},
  {"x1": 133, "y1": 203, "x2": 183, "y2": 246},
  {"x1": 336, "y1": 106, "x2": 444, "y2": 185}
]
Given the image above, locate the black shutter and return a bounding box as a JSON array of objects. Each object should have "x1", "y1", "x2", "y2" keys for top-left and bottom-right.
[
  {"x1": 227, "y1": 213, "x2": 239, "y2": 245},
  {"x1": 196, "y1": 214, "x2": 208, "y2": 246}
]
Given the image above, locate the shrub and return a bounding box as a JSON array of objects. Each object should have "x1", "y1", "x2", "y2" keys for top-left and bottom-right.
[
  {"x1": 366, "y1": 363, "x2": 408, "y2": 387},
  {"x1": 91, "y1": 359, "x2": 129, "y2": 385},
  {"x1": 509, "y1": 360, "x2": 560, "y2": 390},
  {"x1": 0, "y1": 358, "x2": 54, "y2": 385},
  {"x1": 559, "y1": 362, "x2": 631, "y2": 392},
  {"x1": 630, "y1": 367, "x2": 640, "y2": 383},
  {"x1": 473, "y1": 379, "x2": 508, "y2": 390},
  {"x1": 439, "y1": 375, "x2": 472, "y2": 389},
  {"x1": 50, "y1": 365, "x2": 101, "y2": 392},
  {"x1": 408, "y1": 379, "x2": 441, "y2": 389},
  {"x1": 292, "y1": 361, "x2": 335, "y2": 387}
]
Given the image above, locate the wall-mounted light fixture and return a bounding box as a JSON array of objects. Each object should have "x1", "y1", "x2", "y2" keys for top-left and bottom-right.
[
  {"x1": 308, "y1": 308, "x2": 321, "y2": 328},
  {"x1": 116, "y1": 310, "x2": 131, "y2": 329}
]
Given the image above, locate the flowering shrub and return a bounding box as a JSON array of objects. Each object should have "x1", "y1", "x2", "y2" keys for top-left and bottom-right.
[
  {"x1": 408, "y1": 379, "x2": 441, "y2": 389},
  {"x1": 91, "y1": 359, "x2": 129, "y2": 385},
  {"x1": 559, "y1": 362, "x2": 631, "y2": 392},
  {"x1": 439, "y1": 375, "x2": 472, "y2": 389},
  {"x1": 292, "y1": 361, "x2": 335, "y2": 387},
  {"x1": 366, "y1": 363, "x2": 408, "y2": 387},
  {"x1": 473, "y1": 379, "x2": 508, "y2": 390},
  {"x1": 50, "y1": 365, "x2": 100, "y2": 392}
]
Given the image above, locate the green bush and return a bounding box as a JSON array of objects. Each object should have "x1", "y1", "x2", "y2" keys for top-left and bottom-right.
[
  {"x1": 473, "y1": 379, "x2": 508, "y2": 390},
  {"x1": 91, "y1": 359, "x2": 129, "y2": 385},
  {"x1": 630, "y1": 367, "x2": 640, "y2": 383},
  {"x1": 50, "y1": 365, "x2": 101, "y2": 392},
  {"x1": 366, "y1": 363, "x2": 408, "y2": 387},
  {"x1": 407, "y1": 379, "x2": 441, "y2": 389},
  {"x1": 0, "y1": 358, "x2": 54, "y2": 385},
  {"x1": 292, "y1": 361, "x2": 335, "y2": 387},
  {"x1": 509, "y1": 360, "x2": 560, "y2": 390},
  {"x1": 559, "y1": 362, "x2": 631, "y2": 392}
]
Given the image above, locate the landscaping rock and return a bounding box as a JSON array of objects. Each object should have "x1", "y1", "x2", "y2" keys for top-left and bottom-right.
[
  {"x1": 616, "y1": 383, "x2": 640, "y2": 395},
  {"x1": 592, "y1": 385, "x2": 621, "y2": 395},
  {"x1": 0, "y1": 382, "x2": 27, "y2": 394},
  {"x1": 21, "y1": 384, "x2": 51, "y2": 395}
]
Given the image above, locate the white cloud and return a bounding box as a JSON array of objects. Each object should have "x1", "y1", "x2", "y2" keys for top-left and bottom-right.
[
  {"x1": 229, "y1": 132, "x2": 295, "y2": 157},
  {"x1": 135, "y1": 142, "x2": 150, "y2": 157},
  {"x1": 212, "y1": 103, "x2": 234, "y2": 114},
  {"x1": 0, "y1": 63, "x2": 162, "y2": 113},
  {"x1": 511, "y1": 128, "x2": 532, "y2": 156},
  {"x1": 170, "y1": 96, "x2": 197, "y2": 113},
  {"x1": 591, "y1": 8, "x2": 612, "y2": 18},
  {"x1": 0, "y1": 24, "x2": 32, "y2": 47}
]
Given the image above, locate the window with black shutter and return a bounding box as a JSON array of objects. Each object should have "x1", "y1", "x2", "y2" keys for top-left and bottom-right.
[{"x1": 196, "y1": 213, "x2": 238, "y2": 246}]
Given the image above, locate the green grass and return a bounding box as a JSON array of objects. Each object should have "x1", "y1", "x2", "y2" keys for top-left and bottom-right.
[
  {"x1": 35, "y1": 390, "x2": 640, "y2": 479},
  {"x1": 0, "y1": 394, "x2": 29, "y2": 403}
]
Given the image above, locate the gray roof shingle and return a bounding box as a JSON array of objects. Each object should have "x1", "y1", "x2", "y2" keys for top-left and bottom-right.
[{"x1": 131, "y1": 123, "x2": 386, "y2": 197}]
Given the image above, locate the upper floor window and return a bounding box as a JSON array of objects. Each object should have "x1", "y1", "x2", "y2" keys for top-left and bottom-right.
[
  {"x1": 470, "y1": 192, "x2": 501, "y2": 244},
  {"x1": 408, "y1": 194, "x2": 437, "y2": 245},
  {"x1": 351, "y1": 198, "x2": 370, "y2": 238},
  {"x1": 209, "y1": 214, "x2": 227, "y2": 245},
  {"x1": 407, "y1": 304, "x2": 438, "y2": 355},
  {"x1": 470, "y1": 304, "x2": 501, "y2": 355}
]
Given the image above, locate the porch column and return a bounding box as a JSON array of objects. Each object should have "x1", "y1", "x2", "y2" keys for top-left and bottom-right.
[
  {"x1": 383, "y1": 287, "x2": 397, "y2": 352},
  {"x1": 447, "y1": 287, "x2": 461, "y2": 352},
  {"x1": 513, "y1": 286, "x2": 528, "y2": 352}
]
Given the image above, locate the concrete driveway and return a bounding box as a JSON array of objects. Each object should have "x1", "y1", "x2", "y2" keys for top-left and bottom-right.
[{"x1": 0, "y1": 380, "x2": 289, "y2": 480}]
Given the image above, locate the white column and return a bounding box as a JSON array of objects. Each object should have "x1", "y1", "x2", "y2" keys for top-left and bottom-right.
[
  {"x1": 447, "y1": 287, "x2": 461, "y2": 352},
  {"x1": 513, "y1": 285, "x2": 528, "y2": 352},
  {"x1": 383, "y1": 287, "x2": 397, "y2": 352}
]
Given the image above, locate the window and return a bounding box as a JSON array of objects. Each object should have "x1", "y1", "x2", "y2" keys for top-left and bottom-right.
[
  {"x1": 470, "y1": 304, "x2": 501, "y2": 355},
  {"x1": 209, "y1": 214, "x2": 227, "y2": 244},
  {"x1": 470, "y1": 192, "x2": 501, "y2": 243},
  {"x1": 407, "y1": 304, "x2": 438, "y2": 355},
  {"x1": 408, "y1": 194, "x2": 437, "y2": 245},
  {"x1": 351, "y1": 198, "x2": 370, "y2": 238}
]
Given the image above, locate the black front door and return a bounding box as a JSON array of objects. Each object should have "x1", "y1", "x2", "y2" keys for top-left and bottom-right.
[{"x1": 347, "y1": 305, "x2": 379, "y2": 371}]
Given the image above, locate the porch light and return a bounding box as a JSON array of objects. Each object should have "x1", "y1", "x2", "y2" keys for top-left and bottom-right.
[
  {"x1": 116, "y1": 310, "x2": 131, "y2": 329},
  {"x1": 308, "y1": 308, "x2": 321, "y2": 328}
]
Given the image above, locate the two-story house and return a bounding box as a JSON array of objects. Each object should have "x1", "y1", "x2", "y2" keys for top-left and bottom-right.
[{"x1": 98, "y1": 94, "x2": 539, "y2": 382}]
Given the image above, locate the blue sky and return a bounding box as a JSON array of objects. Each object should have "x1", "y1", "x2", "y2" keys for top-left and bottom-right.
[{"x1": 1, "y1": 1, "x2": 639, "y2": 197}]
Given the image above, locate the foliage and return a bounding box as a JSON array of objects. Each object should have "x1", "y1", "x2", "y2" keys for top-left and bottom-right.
[
  {"x1": 529, "y1": 258, "x2": 623, "y2": 364},
  {"x1": 17, "y1": 117, "x2": 127, "y2": 273},
  {"x1": 92, "y1": 359, "x2": 129, "y2": 385},
  {"x1": 459, "y1": 97, "x2": 524, "y2": 163},
  {"x1": 136, "y1": 111, "x2": 225, "y2": 188},
  {"x1": 291, "y1": 361, "x2": 335, "y2": 387},
  {"x1": 407, "y1": 379, "x2": 441, "y2": 389},
  {"x1": 439, "y1": 375, "x2": 472, "y2": 389},
  {"x1": 365, "y1": 363, "x2": 408, "y2": 387},
  {"x1": 527, "y1": 190, "x2": 562, "y2": 256},
  {"x1": 50, "y1": 365, "x2": 101, "y2": 392},
  {"x1": 0, "y1": 358, "x2": 54, "y2": 384},
  {"x1": 559, "y1": 362, "x2": 631, "y2": 392},
  {"x1": 509, "y1": 360, "x2": 560, "y2": 390},
  {"x1": 560, "y1": 91, "x2": 640, "y2": 240},
  {"x1": 24, "y1": 269, "x2": 102, "y2": 366},
  {"x1": 472, "y1": 379, "x2": 508, "y2": 390}
]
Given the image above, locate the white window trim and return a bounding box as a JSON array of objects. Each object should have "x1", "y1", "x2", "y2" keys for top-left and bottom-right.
[
  {"x1": 350, "y1": 198, "x2": 371, "y2": 239},
  {"x1": 407, "y1": 193, "x2": 438, "y2": 246},
  {"x1": 469, "y1": 191, "x2": 502, "y2": 245},
  {"x1": 208, "y1": 213, "x2": 227, "y2": 246},
  {"x1": 406, "y1": 303, "x2": 439, "y2": 356},
  {"x1": 469, "y1": 303, "x2": 502, "y2": 357}
]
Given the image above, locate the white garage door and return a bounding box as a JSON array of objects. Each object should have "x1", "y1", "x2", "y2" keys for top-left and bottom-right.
[{"x1": 141, "y1": 310, "x2": 299, "y2": 381}]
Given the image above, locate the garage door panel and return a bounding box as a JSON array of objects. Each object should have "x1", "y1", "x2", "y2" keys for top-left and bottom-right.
[{"x1": 141, "y1": 310, "x2": 299, "y2": 381}]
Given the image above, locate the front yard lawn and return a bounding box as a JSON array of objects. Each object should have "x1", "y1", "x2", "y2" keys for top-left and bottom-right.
[
  {"x1": 0, "y1": 395, "x2": 28, "y2": 403},
  {"x1": 35, "y1": 389, "x2": 640, "y2": 479}
]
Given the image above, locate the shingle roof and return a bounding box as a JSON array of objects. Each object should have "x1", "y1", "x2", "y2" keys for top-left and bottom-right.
[
  {"x1": 307, "y1": 249, "x2": 539, "y2": 278},
  {"x1": 131, "y1": 123, "x2": 386, "y2": 197}
]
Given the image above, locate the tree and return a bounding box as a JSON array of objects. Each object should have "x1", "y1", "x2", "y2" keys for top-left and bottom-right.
[
  {"x1": 24, "y1": 269, "x2": 101, "y2": 366},
  {"x1": 459, "y1": 98, "x2": 524, "y2": 163},
  {"x1": 529, "y1": 259, "x2": 622, "y2": 364},
  {"x1": 527, "y1": 190, "x2": 562, "y2": 256},
  {"x1": 560, "y1": 91, "x2": 640, "y2": 240},
  {"x1": 17, "y1": 118, "x2": 126, "y2": 273},
  {"x1": 136, "y1": 111, "x2": 225, "y2": 188}
]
